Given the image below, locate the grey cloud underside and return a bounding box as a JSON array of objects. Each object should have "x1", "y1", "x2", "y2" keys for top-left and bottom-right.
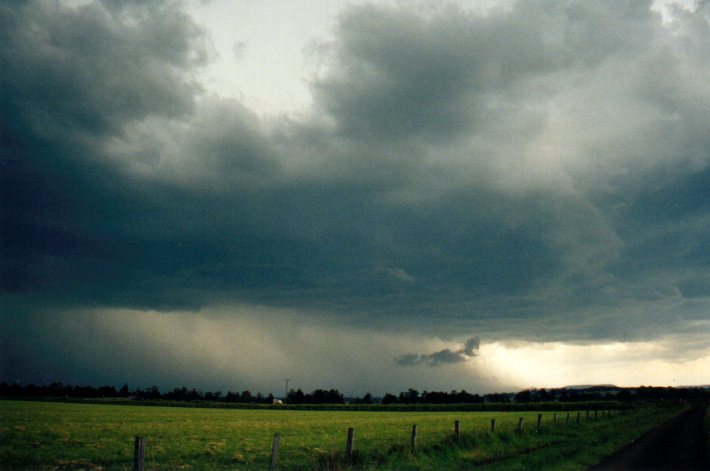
[
  {"x1": 396, "y1": 336, "x2": 480, "y2": 367},
  {"x1": 2, "y1": 0, "x2": 710, "y2": 346}
]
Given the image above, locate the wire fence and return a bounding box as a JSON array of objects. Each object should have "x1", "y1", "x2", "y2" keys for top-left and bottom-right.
[{"x1": 125, "y1": 408, "x2": 632, "y2": 470}]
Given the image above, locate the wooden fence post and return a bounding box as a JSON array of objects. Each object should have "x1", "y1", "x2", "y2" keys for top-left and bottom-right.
[
  {"x1": 586, "y1": 410, "x2": 590, "y2": 420},
  {"x1": 491, "y1": 418, "x2": 496, "y2": 433},
  {"x1": 269, "y1": 433, "x2": 280, "y2": 471},
  {"x1": 553, "y1": 413, "x2": 557, "y2": 425},
  {"x1": 133, "y1": 436, "x2": 145, "y2": 471},
  {"x1": 576, "y1": 411, "x2": 580, "y2": 423},
  {"x1": 346, "y1": 427, "x2": 355, "y2": 458},
  {"x1": 411, "y1": 424, "x2": 417, "y2": 450},
  {"x1": 594, "y1": 410, "x2": 598, "y2": 420},
  {"x1": 517, "y1": 417, "x2": 524, "y2": 433},
  {"x1": 537, "y1": 414, "x2": 542, "y2": 431},
  {"x1": 454, "y1": 420, "x2": 460, "y2": 440},
  {"x1": 566, "y1": 412, "x2": 570, "y2": 425}
]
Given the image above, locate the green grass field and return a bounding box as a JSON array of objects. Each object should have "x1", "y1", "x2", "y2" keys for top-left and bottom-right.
[{"x1": 0, "y1": 400, "x2": 684, "y2": 470}]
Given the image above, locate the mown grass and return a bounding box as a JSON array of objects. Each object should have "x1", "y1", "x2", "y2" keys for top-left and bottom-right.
[{"x1": 0, "y1": 400, "x2": 684, "y2": 470}]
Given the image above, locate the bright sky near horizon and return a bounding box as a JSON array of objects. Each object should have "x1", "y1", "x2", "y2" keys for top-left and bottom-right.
[{"x1": 2, "y1": 0, "x2": 709, "y2": 395}]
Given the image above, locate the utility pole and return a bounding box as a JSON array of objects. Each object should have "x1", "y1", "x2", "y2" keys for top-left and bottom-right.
[{"x1": 284, "y1": 379, "x2": 290, "y2": 399}]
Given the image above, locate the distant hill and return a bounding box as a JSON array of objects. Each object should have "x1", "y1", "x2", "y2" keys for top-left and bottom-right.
[{"x1": 562, "y1": 385, "x2": 619, "y2": 390}]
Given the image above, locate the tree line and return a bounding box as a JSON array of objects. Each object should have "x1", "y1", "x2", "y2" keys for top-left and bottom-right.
[
  {"x1": 384, "y1": 386, "x2": 709, "y2": 404},
  {"x1": 1, "y1": 382, "x2": 708, "y2": 404},
  {"x1": 0, "y1": 382, "x2": 276, "y2": 404}
]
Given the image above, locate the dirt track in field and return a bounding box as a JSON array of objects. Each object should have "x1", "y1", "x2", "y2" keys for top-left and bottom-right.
[{"x1": 587, "y1": 403, "x2": 708, "y2": 471}]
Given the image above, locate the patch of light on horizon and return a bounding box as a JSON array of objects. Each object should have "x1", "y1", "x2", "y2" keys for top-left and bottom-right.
[{"x1": 477, "y1": 340, "x2": 710, "y2": 390}]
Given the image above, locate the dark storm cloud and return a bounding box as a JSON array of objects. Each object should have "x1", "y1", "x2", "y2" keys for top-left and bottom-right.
[
  {"x1": 0, "y1": 0, "x2": 206, "y2": 140},
  {"x1": 312, "y1": 1, "x2": 657, "y2": 143},
  {"x1": 463, "y1": 337, "x2": 481, "y2": 356},
  {"x1": 3, "y1": 0, "x2": 710, "y2": 391},
  {"x1": 395, "y1": 336, "x2": 480, "y2": 367},
  {"x1": 1, "y1": 5, "x2": 207, "y2": 316}
]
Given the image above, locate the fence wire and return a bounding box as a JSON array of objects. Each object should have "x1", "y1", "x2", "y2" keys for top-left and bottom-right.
[{"x1": 126, "y1": 409, "x2": 632, "y2": 469}]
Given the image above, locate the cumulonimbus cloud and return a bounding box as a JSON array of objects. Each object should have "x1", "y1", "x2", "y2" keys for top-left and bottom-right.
[{"x1": 3, "y1": 0, "x2": 710, "y2": 391}]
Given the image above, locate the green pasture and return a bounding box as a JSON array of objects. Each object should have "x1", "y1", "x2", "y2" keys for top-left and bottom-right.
[{"x1": 0, "y1": 400, "x2": 683, "y2": 470}]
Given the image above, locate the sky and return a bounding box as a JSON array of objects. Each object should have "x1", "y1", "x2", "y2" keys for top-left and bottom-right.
[{"x1": 1, "y1": 0, "x2": 709, "y2": 396}]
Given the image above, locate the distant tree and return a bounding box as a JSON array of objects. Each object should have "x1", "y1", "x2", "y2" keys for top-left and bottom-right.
[
  {"x1": 617, "y1": 389, "x2": 632, "y2": 401},
  {"x1": 97, "y1": 385, "x2": 117, "y2": 397},
  {"x1": 484, "y1": 392, "x2": 507, "y2": 403},
  {"x1": 168, "y1": 387, "x2": 189, "y2": 401},
  {"x1": 423, "y1": 391, "x2": 448, "y2": 404},
  {"x1": 145, "y1": 385, "x2": 161, "y2": 400},
  {"x1": 287, "y1": 388, "x2": 305, "y2": 404},
  {"x1": 399, "y1": 388, "x2": 420, "y2": 404},
  {"x1": 303, "y1": 389, "x2": 344, "y2": 404},
  {"x1": 186, "y1": 388, "x2": 202, "y2": 401},
  {"x1": 382, "y1": 393, "x2": 398, "y2": 404},
  {"x1": 75, "y1": 385, "x2": 98, "y2": 398},
  {"x1": 409, "y1": 388, "x2": 420, "y2": 403},
  {"x1": 47, "y1": 383, "x2": 69, "y2": 396},
  {"x1": 224, "y1": 391, "x2": 239, "y2": 403},
  {"x1": 515, "y1": 390, "x2": 532, "y2": 403},
  {"x1": 204, "y1": 391, "x2": 222, "y2": 401}
]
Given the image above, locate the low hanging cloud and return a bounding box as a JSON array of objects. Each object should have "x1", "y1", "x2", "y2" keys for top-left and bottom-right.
[{"x1": 395, "y1": 337, "x2": 481, "y2": 367}]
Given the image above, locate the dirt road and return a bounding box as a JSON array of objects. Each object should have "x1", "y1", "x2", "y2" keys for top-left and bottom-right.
[{"x1": 588, "y1": 403, "x2": 708, "y2": 470}]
